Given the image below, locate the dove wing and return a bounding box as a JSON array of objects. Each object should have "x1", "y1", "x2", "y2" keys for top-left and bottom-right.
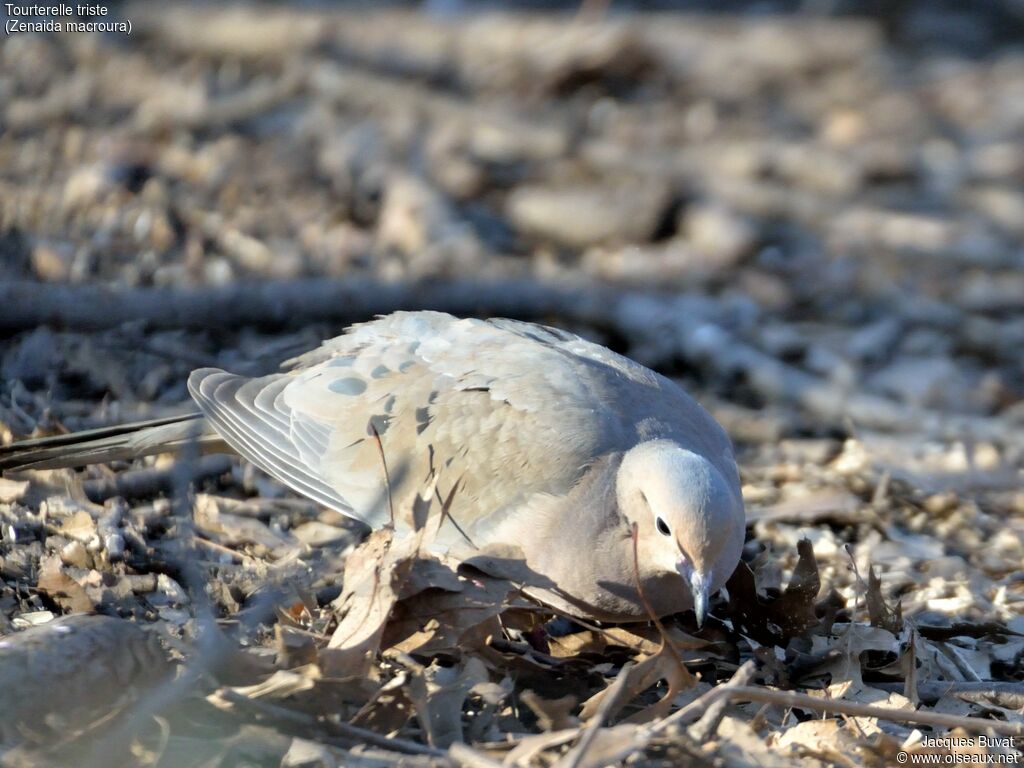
[{"x1": 188, "y1": 311, "x2": 732, "y2": 540}]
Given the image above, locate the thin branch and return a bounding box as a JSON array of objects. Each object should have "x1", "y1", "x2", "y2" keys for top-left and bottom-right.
[
  {"x1": 217, "y1": 688, "x2": 448, "y2": 758},
  {"x1": 370, "y1": 423, "x2": 395, "y2": 528},
  {"x1": 448, "y1": 743, "x2": 505, "y2": 768},
  {"x1": 630, "y1": 522, "x2": 694, "y2": 685},
  {"x1": 561, "y1": 662, "x2": 635, "y2": 768},
  {"x1": 874, "y1": 680, "x2": 1024, "y2": 709},
  {"x1": 651, "y1": 684, "x2": 1024, "y2": 738},
  {"x1": 689, "y1": 660, "x2": 757, "y2": 741},
  {"x1": 82, "y1": 454, "x2": 233, "y2": 502}
]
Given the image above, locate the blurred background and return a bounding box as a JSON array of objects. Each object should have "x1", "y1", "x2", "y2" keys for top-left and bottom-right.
[
  {"x1": 3, "y1": 1, "x2": 1023, "y2": 437},
  {"x1": 1, "y1": 1, "x2": 1022, "y2": 609}
]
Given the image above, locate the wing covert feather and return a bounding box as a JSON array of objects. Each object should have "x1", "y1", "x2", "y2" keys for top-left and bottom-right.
[{"x1": 188, "y1": 312, "x2": 735, "y2": 539}]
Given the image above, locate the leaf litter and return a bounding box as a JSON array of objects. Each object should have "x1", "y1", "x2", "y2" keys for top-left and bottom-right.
[{"x1": 0, "y1": 439, "x2": 1022, "y2": 768}]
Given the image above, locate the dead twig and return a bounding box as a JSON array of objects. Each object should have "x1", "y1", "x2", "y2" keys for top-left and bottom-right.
[
  {"x1": 448, "y1": 743, "x2": 505, "y2": 768},
  {"x1": 560, "y1": 662, "x2": 636, "y2": 768},
  {"x1": 651, "y1": 685, "x2": 1024, "y2": 738},
  {"x1": 82, "y1": 454, "x2": 233, "y2": 502},
  {"x1": 191, "y1": 534, "x2": 257, "y2": 565},
  {"x1": 874, "y1": 680, "x2": 1024, "y2": 709},
  {"x1": 688, "y1": 660, "x2": 757, "y2": 741},
  {"x1": 630, "y1": 522, "x2": 695, "y2": 686},
  {"x1": 217, "y1": 688, "x2": 449, "y2": 759}
]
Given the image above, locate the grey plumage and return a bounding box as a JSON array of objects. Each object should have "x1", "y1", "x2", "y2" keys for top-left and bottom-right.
[{"x1": 1, "y1": 312, "x2": 746, "y2": 622}]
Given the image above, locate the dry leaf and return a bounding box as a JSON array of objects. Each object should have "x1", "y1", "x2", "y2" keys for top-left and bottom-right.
[
  {"x1": 350, "y1": 672, "x2": 416, "y2": 734},
  {"x1": 726, "y1": 538, "x2": 827, "y2": 646},
  {"x1": 36, "y1": 555, "x2": 96, "y2": 612},
  {"x1": 774, "y1": 718, "x2": 856, "y2": 753},
  {"x1": 325, "y1": 527, "x2": 408, "y2": 674},
  {"x1": 383, "y1": 563, "x2": 519, "y2": 657},
  {"x1": 56, "y1": 510, "x2": 98, "y2": 544},
  {"x1": 579, "y1": 642, "x2": 694, "y2": 725},
  {"x1": 867, "y1": 565, "x2": 903, "y2": 634},
  {"x1": 404, "y1": 656, "x2": 495, "y2": 748}
]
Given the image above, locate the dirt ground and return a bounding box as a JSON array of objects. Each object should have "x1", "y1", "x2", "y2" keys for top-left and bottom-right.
[{"x1": 0, "y1": 3, "x2": 1022, "y2": 766}]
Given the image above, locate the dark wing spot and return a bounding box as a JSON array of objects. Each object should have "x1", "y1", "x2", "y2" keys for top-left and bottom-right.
[
  {"x1": 415, "y1": 406, "x2": 432, "y2": 435},
  {"x1": 367, "y1": 414, "x2": 390, "y2": 435},
  {"x1": 329, "y1": 377, "x2": 367, "y2": 396}
]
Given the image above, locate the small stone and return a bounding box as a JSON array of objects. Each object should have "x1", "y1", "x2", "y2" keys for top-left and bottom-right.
[
  {"x1": 506, "y1": 181, "x2": 670, "y2": 249},
  {"x1": 30, "y1": 242, "x2": 73, "y2": 282},
  {"x1": 60, "y1": 540, "x2": 93, "y2": 569},
  {"x1": 923, "y1": 491, "x2": 959, "y2": 515},
  {"x1": 63, "y1": 165, "x2": 110, "y2": 209},
  {"x1": 680, "y1": 203, "x2": 757, "y2": 267}
]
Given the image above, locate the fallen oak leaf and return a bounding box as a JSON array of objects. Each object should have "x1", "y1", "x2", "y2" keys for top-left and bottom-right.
[
  {"x1": 400, "y1": 655, "x2": 496, "y2": 749},
  {"x1": 726, "y1": 538, "x2": 826, "y2": 646},
  {"x1": 381, "y1": 563, "x2": 519, "y2": 658},
  {"x1": 324, "y1": 527, "x2": 413, "y2": 675},
  {"x1": 325, "y1": 482, "x2": 445, "y2": 674}
]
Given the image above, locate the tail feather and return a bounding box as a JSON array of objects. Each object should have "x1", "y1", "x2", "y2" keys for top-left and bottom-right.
[{"x1": 0, "y1": 413, "x2": 225, "y2": 472}]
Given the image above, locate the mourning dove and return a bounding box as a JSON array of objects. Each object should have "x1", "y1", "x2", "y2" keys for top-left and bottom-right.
[{"x1": 1, "y1": 312, "x2": 745, "y2": 624}]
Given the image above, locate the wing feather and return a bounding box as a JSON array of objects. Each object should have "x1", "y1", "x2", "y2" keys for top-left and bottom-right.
[
  {"x1": 188, "y1": 370, "x2": 354, "y2": 515},
  {"x1": 187, "y1": 311, "x2": 734, "y2": 540}
]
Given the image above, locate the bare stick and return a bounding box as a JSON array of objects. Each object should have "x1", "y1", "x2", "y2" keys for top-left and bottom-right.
[
  {"x1": 217, "y1": 688, "x2": 448, "y2": 758},
  {"x1": 630, "y1": 523, "x2": 694, "y2": 684},
  {"x1": 689, "y1": 660, "x2": 757, "y2": 741},
  {"x1": 0, "y1": 277, "x2": 604, "y2": 333},
  {"x1": 874, "y1": 681, "x2": 1024, "y2": 709},
  {"x1": 448, "y1": 743, "x2": 505, "y2": 768},
  {"x1": 560, "y1": 663, "x2": 635, "y2": 768},
  {"x1": 2, "y1": 277, "x2": 1016, "y2": 446},
  {"x1": 82, "y1": 454, "x2": 233, "y2": 502},
  {"x1": 651, "y1": 684, "x2": 1024, "y2": 738}
]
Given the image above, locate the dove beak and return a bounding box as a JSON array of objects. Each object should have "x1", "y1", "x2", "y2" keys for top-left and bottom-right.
[
  {"x1": 690, "y1": 570, "x2": 710, "y2": 629},
  {"x1": 677, "y1": 560, "x2": 710, "y2": 628}
]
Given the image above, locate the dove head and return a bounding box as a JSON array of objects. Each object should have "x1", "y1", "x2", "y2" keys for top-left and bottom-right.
[{"x1": 617, "y1": 440, "x2": 744, "y2": 627}]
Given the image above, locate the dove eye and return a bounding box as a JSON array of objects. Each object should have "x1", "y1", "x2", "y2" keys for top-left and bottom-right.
[{"x1": 656, "y1": 517, "x2": 671, "y2": 536}]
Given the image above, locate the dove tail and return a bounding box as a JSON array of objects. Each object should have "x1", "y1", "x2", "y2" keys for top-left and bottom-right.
[{"x1": 0, "y1": 413, "x2": 222, "y2": 472}]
